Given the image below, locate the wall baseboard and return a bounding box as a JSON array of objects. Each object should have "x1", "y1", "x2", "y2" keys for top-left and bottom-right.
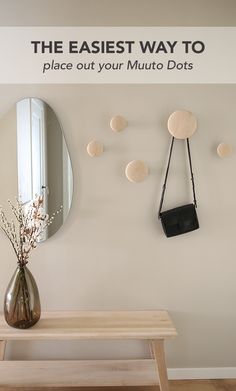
[{"x1": 168, "y1": 367, "x2": 236, "y2": 380}]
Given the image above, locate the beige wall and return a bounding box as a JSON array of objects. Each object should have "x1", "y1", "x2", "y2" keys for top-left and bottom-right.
[
  {"x1": 0, "y1": 107, "x2": 17, "y2": 205},
  {"x1": 0, "y1": 0, "x2": 235, "y2": 369}
]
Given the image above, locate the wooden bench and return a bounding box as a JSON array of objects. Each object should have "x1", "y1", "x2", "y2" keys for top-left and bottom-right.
[{"x1": 0, "y1": 310, "x2": 177, "y2": 390}]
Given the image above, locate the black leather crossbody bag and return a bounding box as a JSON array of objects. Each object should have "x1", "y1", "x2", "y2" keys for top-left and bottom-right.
[{"x1": 158, "y1": 137, "x2": 199, "y2": 238}]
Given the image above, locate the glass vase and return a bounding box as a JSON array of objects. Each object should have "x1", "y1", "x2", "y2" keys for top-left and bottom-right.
[{"x1": 4, "y1": 265, "x2": 41, "y2": 329}]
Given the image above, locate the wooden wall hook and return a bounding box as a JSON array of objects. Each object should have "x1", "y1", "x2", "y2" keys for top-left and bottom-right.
[
  {"x1": 87, "y1": 140, "x2": 104, "y2": 157},
  {"x1": 125, "y1": 160, "x2": 149, "y2": 183},
  {"x1": 217, "y1": 143, "x2": 233, "y2": 158},
  {"x1": 167, "y1": 110, "x2": 197, "y2": 139},
  {"x1": 110, "y1": 115, "x2": 128, "y2": 132}
]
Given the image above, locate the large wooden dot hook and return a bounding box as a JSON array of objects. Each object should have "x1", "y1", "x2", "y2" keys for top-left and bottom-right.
[{"x1": 167, "y1": 110, "x2": 197, "y2": 139}]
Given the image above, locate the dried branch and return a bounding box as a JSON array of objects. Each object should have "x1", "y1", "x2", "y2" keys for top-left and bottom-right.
[{"x1": 0, "y1": 196, "x2": 62, "y2": 265}]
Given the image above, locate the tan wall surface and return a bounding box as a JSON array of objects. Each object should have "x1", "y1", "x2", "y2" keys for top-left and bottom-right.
[
  {"x1": 0, "y1": 107, "x2": 17, "y2": 204},
  {"x1": 0, "y1": 0, "x2": 235, "y2": 368}
]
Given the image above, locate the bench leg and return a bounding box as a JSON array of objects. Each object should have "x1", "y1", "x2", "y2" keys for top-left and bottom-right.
[
  {"x1": 0, "y1": 340, "x2": 6, "y2": 360},
  {"x1": 150, "y1": 339, "x2": 169, "y2": 391},
  {"x1": 149, "y1": 341, "x2": 155, "y2": 358}
]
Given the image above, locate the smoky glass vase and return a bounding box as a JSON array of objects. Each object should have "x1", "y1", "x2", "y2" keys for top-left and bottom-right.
[{"x1": 4, "y1": 265, "x2": 41, "y2": 329}]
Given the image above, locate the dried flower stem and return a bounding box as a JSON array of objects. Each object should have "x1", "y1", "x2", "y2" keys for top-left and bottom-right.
[{"x1": 0, "y1": 196, "x2": 62, "y2": 265}]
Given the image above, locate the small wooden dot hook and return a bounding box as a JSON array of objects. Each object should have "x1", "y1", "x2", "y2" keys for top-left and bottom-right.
[
  {"x1": 217, "y1": 143, "x2": 233, "y2": 158},
  {"x1": 87, "y1": 140, "x2": 104, "y2": 157},
  {"x1": 125, "y1": 160, "x2": 149, "y2": 183},
  {"x1": 110, "y1": 115, "x2": 128, "y2": 132}
]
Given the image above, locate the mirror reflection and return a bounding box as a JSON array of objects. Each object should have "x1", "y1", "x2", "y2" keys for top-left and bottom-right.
[{"x1": 1, "y1": 98, "x2": 73, "y2": 241}]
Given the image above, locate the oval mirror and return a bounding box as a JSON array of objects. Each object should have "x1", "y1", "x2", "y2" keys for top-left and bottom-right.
[{"x1": 0, "y1": 97, "x2": 73, "y2": 241}]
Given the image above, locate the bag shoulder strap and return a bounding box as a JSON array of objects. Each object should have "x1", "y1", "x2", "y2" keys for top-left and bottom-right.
[
  {"x1": 158, "y1": 137, "x2": 197, "y2": 217},
  {"x1": 186, "y1": 137, "x2": 197, "y2": 208}
]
